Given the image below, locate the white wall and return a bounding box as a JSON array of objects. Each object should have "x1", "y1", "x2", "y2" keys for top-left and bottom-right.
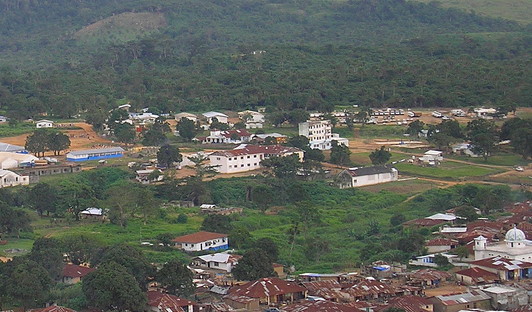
[
  {"x1": 210, "y1": 153, "x2": 264, "y2": 173},
  {"x1": 352, "y1": 170, "x2": 398, "y2": 187},
  {"x1": 179, "y1": 237, "x2": 228, "y2": 252},
  {"x1": 0, "y1": 171, "x2": 29, "y2": 188}
]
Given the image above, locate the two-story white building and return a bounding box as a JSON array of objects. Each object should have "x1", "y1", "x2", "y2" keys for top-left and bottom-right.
[
  {"x1": 0, "y1": 169, "x2": 30, "y2": 188},
  {"x1": 209, "y1": 145, "x2": 304, "y2": 174},
  {"x1": 298, "y1": 120, "x2": 349, "y2": 150},
  {"x1": 172, "y1": 231, "x2": 228, "y2": 252},
  {"x1": 336, "y1": 166, "x2": 398, "y2": 188}
]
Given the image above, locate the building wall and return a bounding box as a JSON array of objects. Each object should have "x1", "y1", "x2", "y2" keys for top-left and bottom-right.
[
  {"x1": 299, "y1": 121, "x2": 332, "y2": 141},
  {"x1": 178, "y1": 237, "x2": 229, "y2": 252},
  {"x1": 432, "y1": 299, "x2": 491, "y2": 312},
  {"x1": 352, "y1": 171, "x2": 398, "y2": 187},
  {"x1": 66, "y1": 152, "x2": 123, "y2": 162},
  {"x1": 210, "y1": 153, "x2": 264, "y2": 173},
  {"x1": 0, "y1": 172, "x2": 29, "y2": 188},
  {"x1": 455, "y1": 274, "x2": 474, "y2": 285},
  {"x1": 427, "y1": 245, "x2": 453, "y2": 254}
]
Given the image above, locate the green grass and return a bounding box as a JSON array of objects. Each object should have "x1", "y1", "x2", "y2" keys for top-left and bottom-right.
[
  {"x1": 358, "y1": 179, "x2": 440, "y2": 194},
  {"x1": 395, "y1": 161, "x2": 501, "y2": 180},
  {"x1": 350, "y1": 152, "x2": 408, "y2": 166},
  {"x1": 0, "y1": 238, "x2": 34, "y2": 257},
  {"x1": 0, "y1": 122, "x2": 35, "y2": 138},
  {"x1": 414, "y1": 0, "x2": 532, "y2": 24},
  {"x1": 447, "y1": 153, "x2": 530, "y2": 167},
  {"x1": 357, "y1": 125, "x2": 407, "y2": 139}
]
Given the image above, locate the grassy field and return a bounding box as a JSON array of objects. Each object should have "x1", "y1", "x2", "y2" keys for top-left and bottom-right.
[
  {"x1": 0, "y1": 238, "x2": 34, "y2": 257},
  {"x1": 358, "y1": 179, "x2": 440, "y2": 194},
  {"x1": 395, "y1": 161, "x2": 501, "y2": 180},
  {"x1": 447, "y1": 153, "x2": 529, "y2": 167},
  {"x1": 0, "y1": 123, "x2": 35, "y2": 138},
  {"x1": 356, "y1": 125, "x2": 407, "y2": 139},
  {"x1": 414, "y1": 0, "x2": 532, "y2": 24},
  {"x1": 350, "y1": 151, "x2": 409, "y2": 166}
]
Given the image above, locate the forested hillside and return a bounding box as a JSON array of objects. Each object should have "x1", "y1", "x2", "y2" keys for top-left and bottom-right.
[{"x1": 0, "y1": 0, "x2": 530, "y2": 117}]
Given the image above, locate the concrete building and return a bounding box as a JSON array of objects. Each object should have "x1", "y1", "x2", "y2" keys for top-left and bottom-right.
[
  {"x1": 430, "y1": 290, "x2": 491, "y2": 312},
  {"x1": 35, "y1": 119, "x2": 54, "y2": 128},
  {"x1": 66, "y1": 147, "x2": 125, "y2": 162},
  {"x1": 0, "y1": 169, "x2": 29, "y2": 188},
  {"x1": 336, "y1": 166, "x2": 398, "y2": 188},
  {"x1": 469, "y1": 256, "x2": 532, "y2": 282},
  {"x1": 298, "y1": 120, "x2": 349, "y2": 150},
  {"x1": 474, "y1": 226, "x2": 532, "y2": 261},
  {"x1": 480, "y1": 284, "x2": 529, "y2": 310},
  {"x1": 203, "y1": 112, "x2": 228, "y2": 124},
  {"x1": 191, "y1": 253, "x2": 242, "y2": 273},
  {"x1": 0, "y1": 152, "x2": 38, "y2": 169},
  {"x1": 209, "y1": 145, "x2": 304, "y2": 174},
  {"x1": 172, "y1": 231, "x2": 228, "y2": 252},
  {"x1": 175, "y1": 112, "x2": 198, "y2": 123}
]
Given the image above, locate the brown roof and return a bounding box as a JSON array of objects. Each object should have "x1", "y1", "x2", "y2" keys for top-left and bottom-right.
[
  {"x1": 470, "y1": 256, "x2": 532, "y2": 271},
  {"x1": 375, "y1": 295, "x2": 433, "y2": 312},
  {"x1": 147, "y1": 291, "x2": 195, "y2": 311},
  {"x1": 455, "y1": 267, "x2": 499, "y2": 283},
  {"x1": 425, "y1": 238, "x2": 458, "y2": 246},
  {"x1": 345, "y1": 279, "x2": 397, "y2": 298},
  {"x1": 172, "y1": 231, "x2": 227, "y2": 243},
  {"x1": 281, "y1": 300, "x2": 358, "y2": 312},
  {"x1": 62, "y1": 264, "x2": 95, "y2": 278},
  {"x1": 466, "y1": 220, "x2": 504, "y2": 232},
  {"x1": 30, "y1": 306, "x2": 77, "y2": 312},
  {"x1": 228, "y1": 277, "x2": 306, "y2": 298},
  {"x1": 404, "y1": 218, "x2": 446, "y2": 227},
  {"x1": 410, "y1": 269, "x2": 451, "y2": 281}
]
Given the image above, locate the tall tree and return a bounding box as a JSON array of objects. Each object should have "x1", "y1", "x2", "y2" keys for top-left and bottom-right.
[
  {"x1": 25, "y1": 129, "x2": 49, "y2": 157},
  {"x1": 261, "y1": 154, "x2": 302, "y2": 179},
  {"x1": 114, "y1": 123, "x2": 136, "y2": 145},
  {"x1": 82, "y1": 262, "x2": 147, "y2": 312},
  {"x1": 48, "y1": 131, "x2": 71, "y2": 155},
  {"x1": 369, "y1": 146, "x2": 392, "y2": 165},
  {"x1": 466, "y1": 119, "x2": 498, "y2": 161},
  {"x1": 232, "y1": 249, "x2": 275, "y2": 281},
  {"x1": 157, "y1": 145, "x2": 182, "y2": 168},
  {"x1": 29, "y1": 237, "x2": 64, "y2": 280},
  {"x1": 201, "y1": 214, "x2": 232, "y2": 233},
  {"x1": 329, "y1": 140, "x2": 351, "y2": 166},
  {"x1": 176, "y1": 117, "x2": 197, "y2": 141},
  {"x1": 156, "y1": 259, "x2": 194, "y2": 297},
  {"x1": 142, "y1": 117, "x2": 170, "y2": 146},
  {"x1": 29, "y1": 183, "x2": 58, "y2": 216}
]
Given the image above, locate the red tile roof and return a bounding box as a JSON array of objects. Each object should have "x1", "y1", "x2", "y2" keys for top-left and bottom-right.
[
  {"x1": 29, "y1": 306, "x2": 77, "y2": 312},
  {"x1": 455, "y1": 267, "x2": 499, "y2": 283},
  {"x1": 61, "y1": 264, "x2": 95, "y2": 278},
  {"x1": 228, "y1": 277, "x2": 306, "y2": 298},
  {"x1": 466, "y1": 220, "x2": 504, "y2": 232},
  {"x1": 404, "y1": 218, "x2": 446, "y2": 227},
  {"x1": 147, "y1": 291, "x2": 195, "y2": 312},
  {"x1": 470, "y1": 256, "x2": 532, "y2": 271},
  {"x1": 425, "y1": 238, "x2": 458, "y2": 246},
  {"x1": 281, "y1": 300, "x2": 358, "y2": 312},
  {"x1": 172, "y1": 231, "x2": 227, "y2": 243}
]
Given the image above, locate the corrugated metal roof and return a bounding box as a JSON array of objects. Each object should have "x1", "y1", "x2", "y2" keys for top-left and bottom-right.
[{"x1": 67, "y1": 147, "x2": 125, "y2": 156}]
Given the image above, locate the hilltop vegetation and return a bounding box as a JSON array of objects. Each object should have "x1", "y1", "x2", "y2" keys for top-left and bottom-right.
[{"x1": 415, "y1": 0, "x2": 532, "y2": 24}]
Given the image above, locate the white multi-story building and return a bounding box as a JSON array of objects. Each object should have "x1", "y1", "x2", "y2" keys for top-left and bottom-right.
[
  {"x1": 202, "y1": 129, "x2": 252, "y2": 144},
  {"x1": 209, "y1": 145, "x2": 304, "y2": 174},
  {"x1": 298, "y1": 120, "x2": 349, "y2": 150}
]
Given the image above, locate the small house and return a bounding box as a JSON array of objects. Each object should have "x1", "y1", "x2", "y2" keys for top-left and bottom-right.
[
  {"x1": 80, "y1": 207, "x2": 104, "y2": 220},
  {"x1": 203, "y1": 111, "x2": 228, "y2": 124},
  {"x1": 36, "y1": 119, "x2": 54, "y2": 128},
  {"x1": 454, "y1": 267, "x2": 499, "y2": 285},
  {"x1": 225, "y1": 277, "x2": 306, "y2": 307},
  {"x1": 61, "y1": 264, "x2": 95, "y2": 284},
  {"x1": 421, "y1": 150, "x2": 443, "y2": 165},
  {"x1": 408, "y1": 253, "x2": 457, "y2": 267},
  {"x1": 172, "y1": 231, "x2": 228, "y2": 252},
  {"x1": 147, "y1": 291, "x2": 195, "y2": 312},
  {"x1": 175, "y1": 112, "x2": 198, "y2": 123},
  {"x1": 336, "y1": 166, "x2": 398, "y2": 188},
  {"x1": 425, "y1": 238, "x2": 459, "y2": 253},
  {"x1": 0, "y1": 169, "x2": 29, "y2": 188},
  {"x1": 430, "y1": 290, "x2": 491, "y2": 312},
  {"x1": 192, "y1": 253, "x2": 242, "y2": 273}
]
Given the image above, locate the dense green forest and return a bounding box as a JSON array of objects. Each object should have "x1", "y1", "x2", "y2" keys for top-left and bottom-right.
[{"x1": 0, "y1": 0, "x2": 530, "y2": 117}]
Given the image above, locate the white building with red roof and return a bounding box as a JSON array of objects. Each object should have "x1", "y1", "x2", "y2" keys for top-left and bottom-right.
[
  {"x1": 147, "y1": 291, "x2": 195, "y2": 312},
  {"x1": 172, "y1": 231, "x2": 228, "y2": 252},
  {"x1": 209, "y1": 144, "x2": 304, "y2": 174}
]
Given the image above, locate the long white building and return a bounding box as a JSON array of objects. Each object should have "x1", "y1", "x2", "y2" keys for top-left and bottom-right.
[
  {"x1": 209, "y1": 144, "x2": 304, "y2": 174},
  {"x1": 336, "y1": 166, "x2": 398, "y2": 188},
  {"x1": 0, "y1": 169, "x2": 30, "y2": 188}
]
